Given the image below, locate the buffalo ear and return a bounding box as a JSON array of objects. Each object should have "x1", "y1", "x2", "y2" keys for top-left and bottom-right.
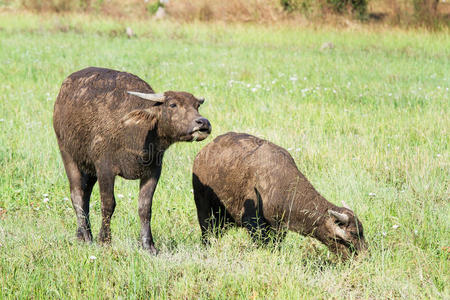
[{"x1": 121, "y1": 109, "x2": 159, "y2": 131}]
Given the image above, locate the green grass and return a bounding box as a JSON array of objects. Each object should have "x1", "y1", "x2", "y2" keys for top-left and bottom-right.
[{"x1": 0, "y1": 12, "x2": 449, "y2": 299}]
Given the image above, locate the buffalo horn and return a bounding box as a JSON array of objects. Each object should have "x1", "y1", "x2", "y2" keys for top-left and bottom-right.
[
  {"x1": 328, "y1": 210, "x2": 349, "y2": 225},
  {"x1": 127, "y1": 91, "x2": 165, "y2": 102}
]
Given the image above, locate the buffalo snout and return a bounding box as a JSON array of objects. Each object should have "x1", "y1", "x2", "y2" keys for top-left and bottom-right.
[
  {"x1": 189, "y1": 117, "x2": 211, "y2": 141},
  {"x1": 194, "y1": 117, "x2": 211, "y2": 133}
]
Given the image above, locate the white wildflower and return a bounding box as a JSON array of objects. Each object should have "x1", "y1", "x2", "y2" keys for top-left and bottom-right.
[
  {"x1": 392, "y1": 224, "x2": 400, "y2": 229},
  {"x1": 89, "y1": 255, "x2": 97, "y2": 260}
]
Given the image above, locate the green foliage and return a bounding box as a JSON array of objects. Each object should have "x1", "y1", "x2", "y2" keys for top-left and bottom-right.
[
  {"x1": 280, "y1": 0, "x2": 315, "y2": 15},
  {"x1": 147, "y1": 0, "x2": 163, "y2": 15},
  {"x1": 326, "y1": 0, "x2": 368, "y2": 18},
  {"x1": 280, "y1": 0, "x2": 295, "y2": 12},
  {"x1": 0, "y1": 13, "x2": 449, "y2": 299},
  {"x1": 281, "y1": 0, "x2": 368, "y2": 18},
  {"x1": 412, "y1": 0, "x2": 439, "y2": 23}
]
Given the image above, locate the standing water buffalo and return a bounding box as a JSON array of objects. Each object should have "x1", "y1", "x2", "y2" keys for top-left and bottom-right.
[
  {"x1": 193, "y1": 132, "x2": 367, "y2": 259},
  {"x1": 53, "y1": 67, "x2": 211, "y2": 254}
]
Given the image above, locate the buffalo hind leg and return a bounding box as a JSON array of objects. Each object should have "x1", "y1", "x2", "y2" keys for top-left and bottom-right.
[
  {"x1": 96, "y1": 166, "x2": 116, "y2": 244},
  {"x1": 60, "y1": 150, "x2": 96, "y2": 242}
]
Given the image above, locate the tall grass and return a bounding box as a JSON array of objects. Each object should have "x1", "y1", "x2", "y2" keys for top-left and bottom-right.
[{"x1": 0, "y1": 12, "x2": 449, "y2": 299}]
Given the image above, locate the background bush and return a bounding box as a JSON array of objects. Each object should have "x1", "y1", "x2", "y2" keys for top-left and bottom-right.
[
  {"x1": 2, "y1": 1, "x2": 448, "y2": 31},
  {"x1": 281, "y1": 0, "x2": 368, "y2": 19}
]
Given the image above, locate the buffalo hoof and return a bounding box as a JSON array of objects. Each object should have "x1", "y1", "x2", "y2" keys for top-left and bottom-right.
[
  {"x1": 143, "y1": 244, "x2": 159, "y2": 255},
  {"x1": 76, "y1": 228, "x2": 93, "y2": 243},
  {"x1": 97, "y1": 229, "x2": 112, "y2": 244}
]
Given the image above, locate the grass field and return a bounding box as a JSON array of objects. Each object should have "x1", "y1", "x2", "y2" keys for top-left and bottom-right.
[{"x1": 0, "y1": 13, "x2": 449, "y2": 299}]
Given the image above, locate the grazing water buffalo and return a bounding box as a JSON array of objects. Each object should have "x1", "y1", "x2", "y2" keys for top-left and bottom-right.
[
  {"x1": 53, "y1": 67, "x2": 211, "y2": 254},
  {"x1": 193, "y1": 132, "x2": 367, "y2": 259}
]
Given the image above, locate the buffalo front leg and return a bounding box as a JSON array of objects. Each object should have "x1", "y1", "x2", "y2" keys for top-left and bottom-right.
[
  {"x1": 96, "y1": 168, "x2": 116, "y2": 244},
  {"x1": 138, "y1": 166, "x2": 162, "y2": 255},
  {"x1": 192, "y1": 173, "x2": 214, "y2": 244}
]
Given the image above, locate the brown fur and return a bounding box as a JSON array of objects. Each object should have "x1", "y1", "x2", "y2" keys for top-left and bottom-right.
[
  {"x1": 193, "y1": 132, "x2": 367, "y2": 259},
  {"x1": 53, "y1": 67, "x2": 211, "y2": 254}
]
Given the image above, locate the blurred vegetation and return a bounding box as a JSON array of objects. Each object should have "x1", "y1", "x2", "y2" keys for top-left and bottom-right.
[
  {"x1": 146, "y1": 0, "x2": 163, "y2": 15},
  {"x1": 0, "y1": 0, "x2": 448, "y2": 30},
  {"x1": 280, "y1": 0, "x2": 368, "y2": 19},
  {"x1": 19, "y1": 0, "x2": 96, "y2": 12}
]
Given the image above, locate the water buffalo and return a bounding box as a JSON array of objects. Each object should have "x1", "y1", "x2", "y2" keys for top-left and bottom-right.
[
  {"x1": 192, "y1": 132, "x2": 367, "y2": 259},
  {"x1": 53, "y1": 67, "x2": 211, "y2": 254}
]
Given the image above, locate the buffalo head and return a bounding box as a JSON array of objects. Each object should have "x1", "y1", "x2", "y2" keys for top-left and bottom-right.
[
  {"x1": 125, "y1": 91, "x2": 211, "y2": 143},
  {"x1": 322, "y1": 202, "x2": 367, "y2": 260}
]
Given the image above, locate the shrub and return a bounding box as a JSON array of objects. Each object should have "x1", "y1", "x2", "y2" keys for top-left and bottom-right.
[
  {"x1": 281, "y1": 0, "x2": 368, "y2": 19},
  {"x1": 326, "y1": 0, "x2": 368, "y2": 18},
  {"x1": 412, "y1": 0, "x2": 439, "y2": 22},
  {"x1": 146, "y1": 0, "x2": 163, "y2": 15}
]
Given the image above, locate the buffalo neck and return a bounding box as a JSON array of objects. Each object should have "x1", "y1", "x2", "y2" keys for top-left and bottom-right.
[{"x1": 284, "y1": 175, "x2": 338, "y2": 237}]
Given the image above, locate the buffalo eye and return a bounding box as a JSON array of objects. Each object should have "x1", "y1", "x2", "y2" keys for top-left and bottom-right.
[
  {"x1": 334, "y1": 219, "x2": 346, "y2": 226},
  {"x1": 169, "y1": 103, "x2": 177, "y2": 108},
  {"x1": 351, "y1": 231, "x2": 362, "y2": 238}
]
